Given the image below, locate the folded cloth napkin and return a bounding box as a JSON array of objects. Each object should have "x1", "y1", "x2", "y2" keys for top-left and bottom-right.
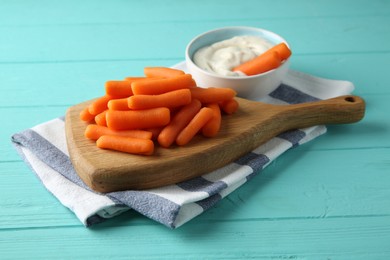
[{"x1": 11, "y1": 62, "x2": 355, "y2": 228}]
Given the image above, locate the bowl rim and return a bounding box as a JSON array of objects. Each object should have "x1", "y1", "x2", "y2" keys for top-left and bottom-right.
[{"x1": 185, "y1": 26, "x2": 290, "y2": 80}]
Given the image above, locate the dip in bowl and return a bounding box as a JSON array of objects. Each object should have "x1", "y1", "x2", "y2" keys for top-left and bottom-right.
[{"x1": 185, "y1": 26, "x2": 291, "y2": 100}]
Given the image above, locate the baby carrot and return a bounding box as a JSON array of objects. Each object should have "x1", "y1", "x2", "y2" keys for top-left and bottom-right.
[
  {"x1": 190, "y1": 87, "x2": 237, "y2": 104},
  {"x1": 144, "y1": 67, "x2": 185, "y2": 78},
  {"x1": 232, "y1": 42, "x2": 290, "y2": 76},
  {"x1": 80, "y1": 107, "x2": 95, "y2": 122},
  {"x1": 106, "y1": 107, "x2": 170, "y2": 130},
  {"x1": 233, "y1": 51, "x2": 281, "y2": 76},
  {"x1": 88, "y1": 95, "x2": 112, "y2": 116},
  {"x1": 95, "y1": 110, "x2": 107, "y2": 126},
  {"x1": 85, "y1": 124, "x2": 153, "y2": 140},
  {"x1": 146, "y1": 127, "x2": 164, "y2": 140},
  {"x1": 219, "y1": 98, "x2": 239, "y2": 115},
  {"x1": 202, "y1": 103, "x2": 221, "y2": 138},
  {"x1": 123, "y1": 77, "x2": 148, "y2": 82},
  {"x1": 158, "y1": 99, "x2": 202, "y2": 148},
  {"x1": 176, "y1": 107, "x2": 214, "y2": 146},
  {"x1": 96, "y1": 135, "x2": 154, "y2": 156},
  {"x1": 105, "y1": 80, "x2": 133, "y2": 98},
  {"x1": 128, "y1": 89, "x2": 192, "y2": 110},
  {"x1": 108, "y1": 98, "x2": 130, "y2": 111},
  {"x1": 131, "y1": 74, "x2": 196, "y2": 95},
  {"x1": 269, "y1": 42, "x2": 291, "y2": 61}
]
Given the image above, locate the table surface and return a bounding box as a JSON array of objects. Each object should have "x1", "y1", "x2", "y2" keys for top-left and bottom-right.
[{"x1": 1, "y1": 1, "x2": 390, "y2": 259}]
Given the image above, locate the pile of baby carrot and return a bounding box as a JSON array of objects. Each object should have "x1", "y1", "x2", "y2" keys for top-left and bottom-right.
[{"x1": 79, "y1": 67, "x2": 239, "y2": 155}]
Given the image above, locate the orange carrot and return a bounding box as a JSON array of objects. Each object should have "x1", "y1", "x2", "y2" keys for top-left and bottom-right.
[
  {"x1": 176, "y1": 107, "x2": 214, "y2": 146},
  {"x1": 190, "y1": 87, "x2": 237, "y2": 104},
  {"x1": 108, "y1": 98, "x2": 130, "y2": 111},
  {"x1": 85, "y1": 124, "x2": 152, "y2": 140},
  {"x1": 128, "y1": 89, "x2": 192, "y2": 110},
  {"x1": 220, "y1": 98, "x2": 239, "y2": 115},
  {"x1": 269, "y1": 42, "x2": 291, "y2": 61},
  {"x1": 106, "y1": 107, "x2": 170, "y2": 130},
  {"x1": 144, "y1": 67, "x2": 185, "y2": 78},
  {"x1": 232, "y1": 42, "x2": 291, "y2": 76},
  {"x1": 80, "y1": 65, "x2": 242, "y2": 152},
  {"x1": 88, "y1": 95, "x2": 112, "y2": 116},
  {"x1": 158, "y1": 99, "x2": 202, "y2": 148},
  {"x1": 123, "y1": 77, "x2": 148, "y2": 82},
  {"x1": 146, "y1": 127, "x2": 164, "y2": 140},
  {"x1": 202, "y1": 103, "x2": 221, "y2": 138},
  {"x1": 131, "y1": 74, "x2": 196, "y2": 95},
  {"x1": 80, "y1": 107, "x2": 95, "y2": 122},
  {"x1": 233, "y1": 51, "x2": 281, "y2": 76},
  {"x1": 96, "y1": 135, "x2": 154, "y2": 155},
  {"x1": 95, "y1": 110, "x2": 107, "y2": 126},
  {"x1": 105, "y1": 81, "x2": 133, "y2": 98}
]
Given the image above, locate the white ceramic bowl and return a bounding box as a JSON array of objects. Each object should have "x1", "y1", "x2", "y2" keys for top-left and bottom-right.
[{"x1": 185, "y1": 26, "x2": 291, "y2": 100}]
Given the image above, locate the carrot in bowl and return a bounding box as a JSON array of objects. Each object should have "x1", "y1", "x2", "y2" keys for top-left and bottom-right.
[
  {"x1": 131, "y1": 74, "x2": 196, "y2": 95},
  {"x1": 233, "y1": 51, "x2": 281, "y2": 76},
  {"x1": 106, "y1": 107, "x2": 170, "y2": 130},
  {"x1": 128, "y1": 89, "x2": 192, "y2": 110},
  {"x1": 158, "y1": 99, "x2": 202, "y2": 148},
  {"x1": 96, "y1": 135, "x2": 154, "y2": 156},
  {"x1": 269, "y1": 42, "x2": 291, "y2": 61},
  {"x1": 144, "y1": 67, "x2": 185, "y2": 78},
  {"x1": 232, "y1": 42, "x2": 291, "y2": 76},
  {"x1": 176, "y1": 107, "x2": 214, "y2": 146}
]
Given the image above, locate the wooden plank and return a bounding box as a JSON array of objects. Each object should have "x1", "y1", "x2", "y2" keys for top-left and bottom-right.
[
  {"x1": 1, "y1": 0, "x2": 389, "y2": 26},
  {"x1": 0, "y1": 53, "x2": 388, "y2": 109},
  {"x1": 2, "y1": 146, "x2": 389, "y2": 229},
  {"x1": 1, "y1": 216, "x2": 389, "y2": 259},
  {"x1": 0, "y1": 163, "x2": 149, "y2": 229},
  {"x1": 0, "y1": 15, "x2": 389, "y2": 63},
  {"x1": 0, "y1": 162, "x2": 81, "y2": 228},
  {"x1": 199, "y1": 147, "x2": 390, "y2": 222},
  {"x1": 0, "y1": 59, "x2": 182, "y2": 108},
  {"x1": 1, "y1": 1, "x2": 389, "y2": 259}
]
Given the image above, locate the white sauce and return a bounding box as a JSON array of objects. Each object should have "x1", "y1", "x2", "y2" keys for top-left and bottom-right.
[{"x1": 193, "y1": 35, "x2": 273, "y2": 77}]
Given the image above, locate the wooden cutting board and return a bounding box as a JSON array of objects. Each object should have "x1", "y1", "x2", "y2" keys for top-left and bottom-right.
[{"x1": 65, "y1": 95, "x2": 365, "y2": 193}]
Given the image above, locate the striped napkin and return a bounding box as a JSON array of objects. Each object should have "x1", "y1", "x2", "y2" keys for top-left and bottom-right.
[{"x1": 11, "y1": 62, "x2": 354, "y2": 228}]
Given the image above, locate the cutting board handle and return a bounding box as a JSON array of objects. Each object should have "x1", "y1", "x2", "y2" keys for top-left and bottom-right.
[{"x1": 271, "y1": 95, "x2": 366, "y2": 131}]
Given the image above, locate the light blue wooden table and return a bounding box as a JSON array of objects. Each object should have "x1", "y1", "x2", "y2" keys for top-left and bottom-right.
[{"x1": 1, "y1": 1, "x2": 389, "y2": 258}]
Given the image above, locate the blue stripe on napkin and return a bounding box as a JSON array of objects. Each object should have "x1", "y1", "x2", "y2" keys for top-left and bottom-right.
[
  {"x1": 177, "y1": 177, "x2": 227, "y2": 195},
  {"x1": 277, "y1": 129, "x2": 306, "y2": 147},
  {"x1": 12, "y1": 129, "x2": 90, "y2": 189},
  {"x1": 196, "y1": 194, "x2": 222, "y2": 211},
  {"x1": 235, "y1": 152, "x2": 270, "y2": 172},
  {"x1": 86, "y1": 215, "x2": 106, "y2": 226},
  {"x1": 108, "y1": 191, "x2": 181, "y2": 228},
  {"x1": 270, "y1": 84, "x2": 319, "y2": 104}
]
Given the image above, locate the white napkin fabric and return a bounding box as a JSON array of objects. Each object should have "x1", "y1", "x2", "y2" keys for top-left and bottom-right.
[{"x1": 11, "y1": 63, "x2": 354, "y2": 228}]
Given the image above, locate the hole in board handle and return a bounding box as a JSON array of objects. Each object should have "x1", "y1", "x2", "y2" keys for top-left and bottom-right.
[{"x1": 344, "y1": 96, "x2": 355, "y2": 103}]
